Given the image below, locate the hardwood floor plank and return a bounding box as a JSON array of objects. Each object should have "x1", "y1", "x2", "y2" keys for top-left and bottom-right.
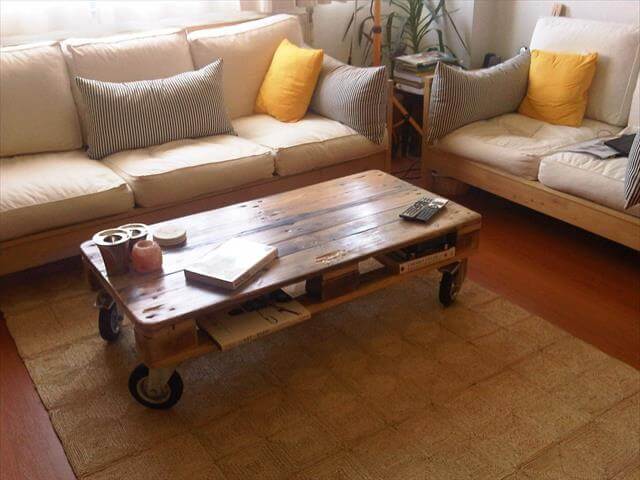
[
  {"x1": 0, "y1": 316, "x2": 76, "y2": 480},
  {"x1": 454, "y1": 188, "x2": 640, "y2": 369}
]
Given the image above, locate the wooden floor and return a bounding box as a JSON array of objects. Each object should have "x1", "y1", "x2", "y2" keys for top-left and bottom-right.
[{"x1": 1, "y1": 165, "x2": 639, "y2": 480}]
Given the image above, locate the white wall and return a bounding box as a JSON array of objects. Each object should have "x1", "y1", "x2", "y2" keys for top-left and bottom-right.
[
  {"x1": 311, "y1": 0, "x2": 473, "y2": 66},
  {"x1": 310, "y1": 0, "x2": 640, "y2": 68},
  {"x1": 487, "y1": 0, "x2": 640, "y2": 61}
]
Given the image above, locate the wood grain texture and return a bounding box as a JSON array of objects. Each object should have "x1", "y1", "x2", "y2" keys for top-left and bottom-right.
[
  {"x1": 454, "y1": 188, "x2": 640, "y2": 369},
  {"x1": 0, "y1": 316, "x2": 75, "y2": 480},
  {"x1": 82, "y1": 171, "x2": 481, "y2": 331}
]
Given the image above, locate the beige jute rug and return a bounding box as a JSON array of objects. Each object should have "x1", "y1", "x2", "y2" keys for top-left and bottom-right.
[{"x1": 2, "y1": 263, "x2": 639, "y2": 480}]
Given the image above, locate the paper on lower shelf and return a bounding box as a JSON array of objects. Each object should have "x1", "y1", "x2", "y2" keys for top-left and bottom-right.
[{"x1": 198, "y1": 299, "x2": 311, "y2": 350}]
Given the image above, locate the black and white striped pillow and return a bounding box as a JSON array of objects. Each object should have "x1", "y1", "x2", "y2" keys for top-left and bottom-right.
[
  {"x1": 310, "y1": 56, "x2": 387, "y2": 144},
  {"x1": 624, "y1": 133, "x2": 640, "y2": 209},
  {"x1": 76, "y1": 60, "x2": 234, "y2": 160},
  {"x1": 427, "y1": 52, "x2": 530, "y2": 143}
]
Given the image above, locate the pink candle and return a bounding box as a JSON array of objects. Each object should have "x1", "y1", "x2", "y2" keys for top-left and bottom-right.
[{"x1": 131, "y1": 240, "x2": 163, "y2": 273}]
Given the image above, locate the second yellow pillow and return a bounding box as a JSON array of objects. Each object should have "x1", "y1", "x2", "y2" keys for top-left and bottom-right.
[
  {"x1": 255, "y1": 39, "x2": 324, "y2": 122},
  {"x1": 518, "y1": 49, "x2": 597, "y2": 126}
]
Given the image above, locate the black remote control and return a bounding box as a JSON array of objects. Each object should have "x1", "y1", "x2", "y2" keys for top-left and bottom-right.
[{"x1": 400, "y1": 197, "x2": 448, "y2": 223}]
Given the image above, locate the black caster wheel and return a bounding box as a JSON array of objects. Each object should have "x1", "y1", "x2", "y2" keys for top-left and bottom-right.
[
  {"x1": 128, "y1": 364, "x2": 183, "y2": 410},
  {"x1": 439, "y1": 271, "x2": 458, "y2": 307},
  {"x1": 98, "y1": 302, "x2": 123, "y2": 342}
]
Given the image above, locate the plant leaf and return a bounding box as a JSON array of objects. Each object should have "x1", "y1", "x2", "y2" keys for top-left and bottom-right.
[
  {"x1": 357, "y1": 15, "x2": 374, "y2": 47},
  {"x1": 444, "y1": 4, "x2": 470, "y2": 54}
]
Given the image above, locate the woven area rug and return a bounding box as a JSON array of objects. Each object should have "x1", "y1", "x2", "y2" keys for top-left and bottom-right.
[{"x1": 2, "y1": 263, "x2": 639, "y2": 480}]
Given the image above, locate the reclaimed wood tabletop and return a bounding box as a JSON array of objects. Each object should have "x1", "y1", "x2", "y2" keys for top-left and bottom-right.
[{"x1": 81, "y1": 170, "x2": 481, "y2": 330}]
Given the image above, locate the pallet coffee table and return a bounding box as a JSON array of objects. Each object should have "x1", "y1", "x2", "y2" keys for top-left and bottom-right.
[{"x1": 81, "y1": 170, "x2": 481, "y2": 409}]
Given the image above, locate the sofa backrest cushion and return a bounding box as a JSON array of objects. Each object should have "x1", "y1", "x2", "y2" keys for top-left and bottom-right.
[
  {"x1": 189, "y1": 15, "x2": 304, "y2": 119},
  {"x1": 62, "y1": 29, "x2": 195, "y2": 140},
  {"x1": 0, "y1": 44, "x2": 82, "y2": 157},
  {"x1": 530, "y1": 17, "x2": 640, "y2": 127}
]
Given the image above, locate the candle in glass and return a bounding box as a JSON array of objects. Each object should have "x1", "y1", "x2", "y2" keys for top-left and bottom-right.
[{"x1": 131, "y1": 240, "x2": 163, "y2": 273}]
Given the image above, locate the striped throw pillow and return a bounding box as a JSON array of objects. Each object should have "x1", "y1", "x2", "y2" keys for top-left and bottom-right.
[
  {"x1": 310, "y1": 56, "x2": 388, "y2": 144},
  {"x1": 76, "y1": 60, "x2": 234, "y2": 160},
  {"x1": 427, "y1": 52, "x2": 530, "y2": 143},
  {"x1": 624, "y1": 133, "x2": 640, "y2": 209}
]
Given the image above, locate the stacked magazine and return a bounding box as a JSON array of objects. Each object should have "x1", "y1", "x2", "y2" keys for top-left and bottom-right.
[{"x1": 394, "y1": 51, "x2": 459, "y2": 95}]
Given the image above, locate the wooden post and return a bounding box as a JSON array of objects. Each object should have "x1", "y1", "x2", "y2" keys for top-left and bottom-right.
[
  {"x1": 551, "y1": 3, "x2": 565, "y2": 16},
  {"x1": 421, "y1": 75, "x2": 434, "y2": 189},
  {"x1": 386, "y1": 79, "x2": 394, "y2": 172},
  {"x1": 372, "y1": 0, "x2": 382, "y2": 66}
]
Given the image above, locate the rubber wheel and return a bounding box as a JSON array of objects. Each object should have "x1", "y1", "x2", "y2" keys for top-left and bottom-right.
[
  {"x1": 439, "y1": 271, "x2": 458, "y2": 307},
  {"x1": 128, "y1": 364, "x2": 183, "y2": 410},
  {"x1": 98, "y1": 303, "x2": 122, "y2": 342}
]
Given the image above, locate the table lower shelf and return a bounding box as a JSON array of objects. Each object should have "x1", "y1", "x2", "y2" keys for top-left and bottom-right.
[{"x1": 136, "y1": 228, "x2": 477, "y2": 369}]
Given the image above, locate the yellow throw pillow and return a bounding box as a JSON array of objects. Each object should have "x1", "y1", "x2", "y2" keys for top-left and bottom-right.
[
  {"x1": 518, "y1": 49, "x2": 597, "y2": 126},
  {"x1": 255, "y1": 39, "x2": 323, "y2": 122}
]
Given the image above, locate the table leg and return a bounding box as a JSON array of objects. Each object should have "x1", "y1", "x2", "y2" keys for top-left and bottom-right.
[{"x1": 82, "y1": 257, "x2": 102, "y2": 291}]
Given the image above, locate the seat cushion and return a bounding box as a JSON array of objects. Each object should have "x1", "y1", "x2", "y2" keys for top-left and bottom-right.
[
  {"x1": 103, "y1": 136, "x2": 274, "y2": 207},
  {"x1": 436, "y1": 113, "x2": 621, "y2": 180},
  {"x1": 0, "y1": 43, "x2": 82, "y2": 157},
  {"x1": 539, "y1": 152, "x2": 640, "y2": 217},
  {"x1": 0, "y1": 151, "x2": 134, "y2": 241},
  {"x1": 188, "y1": 15, "x2": 304, "y2": 119},
  {"x1": 233, "y1": 113, "x2": 386, "y2": 176}
]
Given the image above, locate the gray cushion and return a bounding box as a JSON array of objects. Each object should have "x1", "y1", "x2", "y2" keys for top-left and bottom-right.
[
  {"x1": 310, "y1": 55, "x2": 388, "y2": 144},
  {"x1": 427, "y1": 52, "x2": 530, "y2": 143},
  {"x1": 624, "y1": 133, "x2": 640, "y2": 208},
  {"x1": 76, "y1": 60, "x2": 234, "y2": 159}
]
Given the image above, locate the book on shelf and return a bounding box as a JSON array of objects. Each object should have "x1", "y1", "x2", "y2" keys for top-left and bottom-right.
[
  {"x1": 377, "y1": 233, "x2": 457, "y2": 274},
  {"x1": 394, "y1": 82, "x2": 425, "y2": 96},
  {"x1": 184, "y1": 238, "x2": 278, "y2": 290},
  {"x1": 393, "y1": 69, "x2": 427, "y2": 87},
  {"x1": 198, "y1": 296, "x2": 310, "y2": 350},
  {"x1": 395, "y1": 50, "x2": 458, "y2": 72},
  {"x1": 394, "y1": 64, "x2": 436, "y2": 78}
]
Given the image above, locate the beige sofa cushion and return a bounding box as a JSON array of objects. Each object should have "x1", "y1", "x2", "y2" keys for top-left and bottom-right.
[
  {"x1": 530, "y1": 17, "x2": 640, "y2": 126},
  {"x1": 436, "y1": 113, "x2": 621, "y2": 180},
  {"x1": 0, "y1": 44, "x2": 82, "y2": 157},
  {"x1": 539, "y1": 152, "x2": 640, "y2": 217},
  {"x1": 103, "y1": 136, "x2": 274, "y2": 208},
  {"x1": 189, "y1": 15, "x2": 303, "y2": 119},
  {"x1": 62, "y1": 29, "x2": 195, "y2": 139},
  {"x1": 233, "y1": 113, "x2": 386, "y2": 177},
  {"x1": 0, "y1": 151, "x2": 134, "y2": 241}
]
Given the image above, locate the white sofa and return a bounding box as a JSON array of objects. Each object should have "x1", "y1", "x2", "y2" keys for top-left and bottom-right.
[
  {"x1": 0, "y1": 15, "x2": 389, "y2": 274},
  {"x1": 424, "y1": 17, "x2": 640, "y2": 249}
]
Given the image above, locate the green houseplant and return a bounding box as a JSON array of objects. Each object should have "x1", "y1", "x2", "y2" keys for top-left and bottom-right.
[{"x1": 343, "y1": 0, "x2": 469, "y2": 69}]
